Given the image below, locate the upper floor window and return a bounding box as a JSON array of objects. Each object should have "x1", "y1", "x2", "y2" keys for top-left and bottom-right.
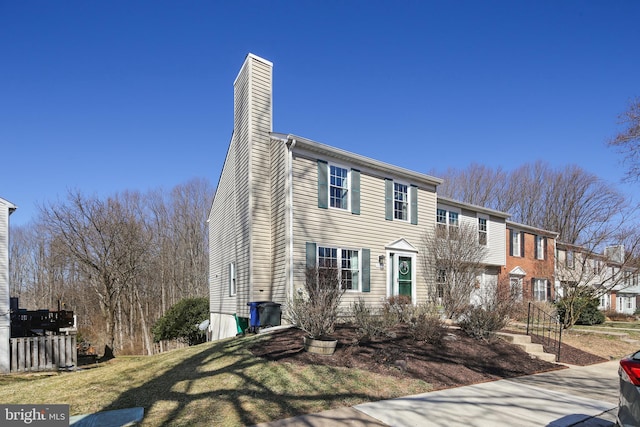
[
  {"x1": 535, "y1": 235, "x2": 545, "y2": 260},
  {"x1": 329, "y1": 165, "x2": 349, "y2": 210},
  {"x1": 566, "y1": 250, "x2": 574, "y2": 269},
  {"x1": 317, "y1": 160, "x2": 360, "y2": 214},
  {"x1": 385, "y1": 179, "x2": 417, "y2": 224},
  {"x1": 436, "y1": 207, "x2": 460, "y2": 238},
  {"x1": 510, "y1": 229, "x2": 522, "y2": 257},
  {"x1": 394, "y1": 183, "x2": 408, "y2": 221},
  {"x1": 478, "y1": 217, "x2": 487, "y2": 245}
]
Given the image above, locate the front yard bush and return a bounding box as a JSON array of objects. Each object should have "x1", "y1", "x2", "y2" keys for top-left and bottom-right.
[
  {"x1": 350, "y1": 298, "x2": 392, "y2": 343},
  {"x1": 459, "y1": 306, "x2": 509, "y2": 340},
  {"x1": 407, "y1": 307, "x2": 446, "y2": 344},
  {"x1": 556, "y1": 297, "x2": 605, "y2": 326}
]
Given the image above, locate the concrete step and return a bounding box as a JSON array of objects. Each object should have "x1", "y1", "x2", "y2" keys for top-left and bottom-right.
[
  {"x1": 514, "y1": 342, "x2": 545, "y2": 354},
  {"x1": 529, "y1": 351, "x2": 558, "y2": 363},
  {"x1": 497, "y1": 332, "x2": 558, "y2": 363},
  {"x1": 496, "y1": 332, "x2": 532, "y2": 345}
]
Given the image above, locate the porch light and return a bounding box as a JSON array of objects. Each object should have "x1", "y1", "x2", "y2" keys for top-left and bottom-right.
[{"x1": 379, "y1": 255, "x2": 385, "y2": 268}]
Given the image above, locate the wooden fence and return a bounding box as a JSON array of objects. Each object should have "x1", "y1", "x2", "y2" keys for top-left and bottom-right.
[{"x1": 10, "y1": 335, "x2": 77, "y2": 372}]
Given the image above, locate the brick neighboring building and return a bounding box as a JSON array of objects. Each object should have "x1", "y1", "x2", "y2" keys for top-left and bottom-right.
[{"x1": 500, "y1": 221, "x2": 558, "y2": 303}]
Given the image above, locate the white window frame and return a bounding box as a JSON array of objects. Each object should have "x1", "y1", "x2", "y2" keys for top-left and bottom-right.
[
  {"x1": 533, "y1": 278, "x2": 547, "y2": 301},
  {"x1": 478, "y1": 215, "x2": 488, "y2": 246},
  {"x1": 511, "y1": 229, "x2": 521, "y2": 257},
  {"x1": 318, "y1": 245, "x2": 361, "y2": 292},
  {"x1": 229, "y1": 262, "x2": 236, "y2": 296},
  {"x1": 436, "y1": 205, "x2": 461, "y2": 237},
  {"x1": 393, "y1": 182, "x2": 409, "y2": 221},
  {"x1": 535, "y1": 235, "x2": 545, "y2": 260},
  {"x1": 328, "y1": 163, "x2": 350, "y2": 211}
]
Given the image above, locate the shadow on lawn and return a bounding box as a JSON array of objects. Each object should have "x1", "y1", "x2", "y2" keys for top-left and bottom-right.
[{"x1": 97, "y1": 334, "x2": 376, "y2": 426}]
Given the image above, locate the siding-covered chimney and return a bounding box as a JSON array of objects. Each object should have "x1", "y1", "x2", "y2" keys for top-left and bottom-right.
[{"x1": 233, "y1": 54, "x2": 274, "y2": 304}]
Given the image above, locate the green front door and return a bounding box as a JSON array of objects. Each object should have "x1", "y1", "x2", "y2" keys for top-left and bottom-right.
[{"x1": 398, "y1": 256, "x2": 412, "y2": 297}]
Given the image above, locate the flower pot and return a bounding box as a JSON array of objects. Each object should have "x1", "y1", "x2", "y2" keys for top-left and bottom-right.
[{"x1": 303, "y1": 336, "x2": 337, "y2": 355}]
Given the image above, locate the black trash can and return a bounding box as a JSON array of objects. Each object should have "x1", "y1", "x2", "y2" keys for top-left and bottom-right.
[{"x1": 258, "y1": 302, "x2": 282, "y2": 327}]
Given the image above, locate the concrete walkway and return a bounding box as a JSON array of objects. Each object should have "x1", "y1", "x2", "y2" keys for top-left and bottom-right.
[{"x1": 252, "y1": 361, "x2": 621, "y2": 427}]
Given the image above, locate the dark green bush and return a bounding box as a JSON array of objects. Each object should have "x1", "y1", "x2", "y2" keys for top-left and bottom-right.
[
  {"x1": 152, "y1": 297, "x2": 209, "y2": 346},
  {"x1": 556, "y1": 297, "x2": 605, "y2": 326}
]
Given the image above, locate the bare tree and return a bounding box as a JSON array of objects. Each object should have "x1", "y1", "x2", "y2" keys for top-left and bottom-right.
[
  {"x1": 556, "y1": 225, "x2": 640, "y2": 328},
  {"x1": 40, "y1": 191, "x2": 149, "y2": 351},
  {"x1": 608, "y1": 97, "x2": 640, "y2": 183},
  {"x1": 437, "y1": 161, "x2": 628, "y2": 247},
  {"x1": 421, "y1": 222, "x2": 488, "y2": 319}
]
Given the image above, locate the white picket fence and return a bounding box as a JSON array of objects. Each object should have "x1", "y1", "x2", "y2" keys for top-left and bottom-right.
[{"x1": 10, "y1": 335, "x2": 77, "y2": 372}]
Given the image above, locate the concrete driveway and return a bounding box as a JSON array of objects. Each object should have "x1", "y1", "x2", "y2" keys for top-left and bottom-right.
[{"x1": 253, "y1": 361, "x2": 621, "y2": 427}]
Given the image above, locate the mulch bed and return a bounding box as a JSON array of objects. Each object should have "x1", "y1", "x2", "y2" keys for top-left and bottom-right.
[{"x1": 248, "y1": 324, "x2": 600, "y2": 391}]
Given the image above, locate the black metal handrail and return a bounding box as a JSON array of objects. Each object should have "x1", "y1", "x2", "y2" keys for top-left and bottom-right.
[{"x1": 526, "y1": 302, "x2": 562, "y2": 362}]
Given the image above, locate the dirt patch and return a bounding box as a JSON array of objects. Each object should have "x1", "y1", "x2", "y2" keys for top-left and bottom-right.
[{"x1": 249, "y1": 324, "x2": 588, "y2": 390}]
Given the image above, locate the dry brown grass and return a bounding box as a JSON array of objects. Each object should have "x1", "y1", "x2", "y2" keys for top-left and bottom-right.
[
  {"x1": 0, "y1": 333, "x2": 432, "y2": 427},
  {"x1": 561, "y1": 328, "x2": 639, "y2": 360}
]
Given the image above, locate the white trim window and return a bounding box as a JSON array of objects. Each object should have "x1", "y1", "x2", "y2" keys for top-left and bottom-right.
[
  {"x1": 318, "y1": 246, "x2": 360, "y2": 291},
  {"x1": 510, "y1": 229, "x2": 522, "y2": 257},
  {"x1": 478, "y1": 216, "x2": 488, "y2": 245},
  {"x1": 533, "y1": 278, "x2": 547, "y2": 301},
  {"x1": 329, "y1": 164, "x2": 349, "y2": 210},
  {"x1": 566, "y1": 250, "x2": 574, "y2": 269},
  {"x1": 436, "y1": 206, "x2": 460, "y2": 238},
  {"x1": 535, "y1": 235, "x2": 545, "y2": 260},
  {"x1": 394, "y1": 182, "x2": 408, "y2": 221},
  {"x1": 229, "y1": 262, "x2": 237, "y2": 296}
]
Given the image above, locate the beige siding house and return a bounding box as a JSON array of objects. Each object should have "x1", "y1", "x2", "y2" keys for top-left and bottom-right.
[
  {"x1": 208, "y1": 54, "x2": 509, "y2": 340},
  {"x1": 0, "y1": 197, "x2": 17, "y2": 373}
]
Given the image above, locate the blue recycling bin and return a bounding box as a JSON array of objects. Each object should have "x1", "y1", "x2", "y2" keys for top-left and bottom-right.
[{"x1": 247, "y1": 301, "x2": 269, "y2": 331}]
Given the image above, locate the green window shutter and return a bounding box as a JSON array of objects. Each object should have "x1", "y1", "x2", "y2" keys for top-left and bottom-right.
[
  {"x1": 534, "y1": 236, "x2": 539, "y2": 259},
  {"x1": 410, "y1": 185, "x2": 418, "y2": 225},
  {"x1": 306, "y1": 242, "x2": 317, "y2": 270},
  {"x1": 317, "y1": 160, "x2": 328, "y2": 209},
  {"x1": 361, "y1": 249, "x2": 370, "y2": 292},
  {"x1": 385, "y1": 179, "x2": 393, "y2": 220},
  {"x1": 521, "y1": 232, "x2": 525, "y2": 258},
  {"x1": 351, "y1": 169, "x2": 360, "y2": 215}
]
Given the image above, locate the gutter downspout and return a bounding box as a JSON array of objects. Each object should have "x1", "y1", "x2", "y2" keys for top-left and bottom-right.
[{"x1": 286, "y1": 136, "x2": 297, "y2": 300}]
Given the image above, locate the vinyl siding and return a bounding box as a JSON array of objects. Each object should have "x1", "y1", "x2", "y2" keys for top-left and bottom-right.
[
  {"x1": 209, "y1": 137, "x2": 238, "y2": 316},
  {"x1": 270, "y1": 140, "x2": 288, "y2": 304},
  {"x1": 234, "y1": 59, "x2": 251, "y2": 317},
  {"x1": 290, "y1": 154, "x2": 437, "y2": 308},
  {"x1": 0, "y1": 200, "x2": 10, "y2": 328},
  {"x1": 485, "y1": 216, "x2": 506, "y2": 266},
  {"x1": 456, "y1": 208, "x2": 506, "y2": 267},
  {"x1": 248, "y1": 58, "x2": 273, "y2": 302}
]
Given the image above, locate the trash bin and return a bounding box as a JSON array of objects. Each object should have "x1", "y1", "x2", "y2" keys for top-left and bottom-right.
[
  {"x1": 258, "y1": 302, "x2": 282, "y2": 327},
  {"x1": 247, "y1": 301, "x2": 268, "y2": 332}
]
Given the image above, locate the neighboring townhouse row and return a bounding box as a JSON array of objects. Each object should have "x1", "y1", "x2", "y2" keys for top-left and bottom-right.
[
  {"x1": 502, "y1": 221, "x2": 558, "y2": 303},
  {"x1": 207, "y1": 54, "x2": 553, "y2": 340},
  {"x1": 556, "y1": 242, "x2": 640, "y2": 314},
  {"x1": 208, "y1": 54, "x2": 636, "y2": 341}
]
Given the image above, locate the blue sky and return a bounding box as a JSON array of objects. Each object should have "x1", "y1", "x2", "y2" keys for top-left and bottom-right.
[{"x1": 2, "y1": 1, "x2": 639, "y2": 226}]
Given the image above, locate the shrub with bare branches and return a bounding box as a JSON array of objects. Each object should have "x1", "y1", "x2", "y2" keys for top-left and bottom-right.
[{"x1": 286, "y1": 267, "x2": 345, "y2": 339}]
